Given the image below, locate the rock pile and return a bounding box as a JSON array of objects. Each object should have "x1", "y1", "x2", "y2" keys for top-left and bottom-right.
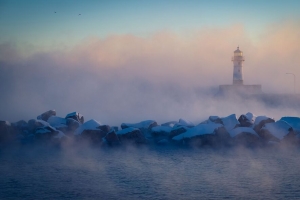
[{"x1": 1, "y1": 111, "x2": 300, "y2": 148}]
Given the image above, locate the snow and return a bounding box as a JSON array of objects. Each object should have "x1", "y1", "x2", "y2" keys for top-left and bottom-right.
[
  {"x1": 262, "y1": 120, "x2": 291, "y2": 140},
  {"x1": 229, "y1": 127, "x2": 258, "y2": 137},
  {"x1": 221, "y1": 114, "x2": 239, "y2": 131},
  {"x1": 244, "y1": 112, "x2": 256, "y2": 123},
  {"x1": 209, "y1": 116, "x2": 220, "y2": 121},
  {"x1": 172, "y1": 123, "x2": 222, "y2": 141},
  {"x1": 117, "y1": 127, "x2": 139, "y2": 135},
  {"x1": 66, "y1": 112, "x2": 83, "y2": 119},
  {"x1": 254, "y1": 116, "x2": 272, "y2": 126},
  {"x1": 177, "y1": 118, "x2": 195, "y2": 127},
  {"x1": 47, "y1": 116, "x2": 67, "y2": 129},
  {"x1": 74, "y1": 119, "x2": 102, "y2": 135},
  {"x1": 151, "y1": 126, "x2": 172, "y2": 133},
  {"x1": 161, "y1": 121, "x2": 177, "y2": 128},
  {"x1": 121, "y1": 120, "x2": 156, "y2": 129}
]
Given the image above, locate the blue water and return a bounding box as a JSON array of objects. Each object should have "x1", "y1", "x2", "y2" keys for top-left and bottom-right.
[{"x1": 1, "y1": 145, "x2": 300, "y2": 199}]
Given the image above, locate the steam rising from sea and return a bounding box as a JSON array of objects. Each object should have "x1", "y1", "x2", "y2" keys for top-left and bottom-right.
[{"x1": 1, "y1": 144, "x2": 300, "y2": 199}]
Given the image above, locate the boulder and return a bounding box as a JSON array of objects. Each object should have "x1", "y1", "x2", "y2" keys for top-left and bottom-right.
[
  {"x1": 253, "y1": 116, "x2": 275, "y2": 133},
  {"x1": 259, "y1": 120, "x2": 292, "y2": 141},
  {"x1": 238, "y1": 112, "x2": 256, "y2": 127},
  {"x1": 229, "y1": 127, "x2": 261, "y2": 147},
  {"x1": 75, "y1": 119, "x2": 106, "y2": 143},
  {"x1": 111, "y1": 126, "x2": 119, "y2": 132},
  {"x1": 151, "y1": 126, "x2": 172, "y2": 137},
  {"x1": 66, "y1": 118, "x2": 80, "y2": 132},
  {"x1": 186, "y1": 134, "x2": 218, "y2": 147},
  {"x1": 116, "y1": 127, "x2": 147, "y2": 144},
  {"x1": 65, "y1": 112, "x2": 84, "y2": 124},
  {"x1": 281, "y1": 128, "x2": 298, "y2": 145},
  {"x1": 214, "y1": 126, "x2": 232, "y2": 146},
  {"x1": 37, "y1": 110, "x2": 56, "y2": 121},
  {"x1": 47, "y1": 116, "x2": 68, "y2": 131},
  {"x1": 280, "y1": 117, "x2": 300, "y2": 133},
  {"x1": 161, "y1": 121, "x2": 177, "y2": 128},
  {"x1": 221, "y1": 114, "x2": 240, "y2": 131},
  {"x1": 169, "y1": 126, "x2": 189, "y2": 139},
  {"x1": 172, "y1": 123, "x2": 222, "y2": 142},
  {"x1": 0, "y1": 121, "x2": 14, "y2": 142},
  {"x1": 176, "y1": 119, "x2": 195, "y2": 128},
  {"x1": 11, "y1": 120, "x2": 29, "y2": 136},
  {"x1": 233, "y1": 132, "x2": 260, "y2": 147},
  {"x1": 99, "y1": 125, "x2": 111, "y2": 134},
  {"x1": 34, "y1": 125, "x2": 58, "y2": 140},
  {"x1": 104, "y1": 130, "x2": 120, "y2": 146},
  {"x1": 209, "y1": 116, "x2": 223, "y2": 124},
  {"x1": 121, "y1": 120, "x2": 158, "y2": 130}
]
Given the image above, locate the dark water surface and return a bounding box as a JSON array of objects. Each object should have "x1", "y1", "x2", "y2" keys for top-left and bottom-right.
[{"x1": 1, "y1": 145, "x2": 300, "y2": 199}]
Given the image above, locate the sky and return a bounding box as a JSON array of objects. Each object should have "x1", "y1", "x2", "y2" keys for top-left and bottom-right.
[{"x1": 1, "y1": 0, "x2": 300, "y2": 124}]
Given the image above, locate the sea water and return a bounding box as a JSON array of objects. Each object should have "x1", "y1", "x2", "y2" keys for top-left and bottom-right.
[{"x1": 1, "y1": 145, "x2": 300, "y2": 199}]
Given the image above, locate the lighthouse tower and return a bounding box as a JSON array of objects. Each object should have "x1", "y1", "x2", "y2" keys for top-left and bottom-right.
[{"x1": 232, "y1": 47, "x2": 244, "y2": 85}]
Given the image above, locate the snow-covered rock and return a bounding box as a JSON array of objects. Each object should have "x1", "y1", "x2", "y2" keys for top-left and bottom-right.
[
  {"x1": 221, "y1": 114, "x2": 239, "y2": 131},
  {"x1": 151, "y1": 126, "x2": 172, "y2": 136},
  {"x1": 74, "y1": 119, "x2": 102, "y2": 135},
  {"x1": 66, "y1": 118, "x2": 80, "y2": 131},
  {"x1": 261, "y1": 121, "x2": 291, "y2": 140},
  {"x1": 104, "y1": 130, "x2": 120, "y2": 145},
  {"x1": 176, "y1": 118, "x2": 195, "y2": 127},
  {"x1": 253, "y1": 116, "x2": 275, "y2": 134},
  {"x1": 254, "y1": 116, "x2": 272, "y2": 126},
  {"x1": 121, "y1": 120, "x2": 158, "y2": 130},
  {"x1": 65, "y1": 112, "x2": 84, "y2": 124},
  {"x1": 238, "y1": 112, "x2": 256, "y2": 127},
  {"x1": 47, "y1": 116, "x2": 68, "y2": 129},
  {"x1": 229, "y1": 127, "x2": 258, "y2": 138},
  {"x1": 169, "y1": 126, "x2": 189, "y2": 139},
  {"x1": 161, "y1": 121, "x2": 177, "y2": 128},
  {"x1": 74, "y1": 119, "x2": 107, "y2": 143},
  {"x1": 37, "y1": 110, "x2": 56, "y2": 121},
  {"x1": 117, "y1": 127, "x2": 147, "y2": 144},
  {"x1": 172, "y1": 123, "x2": 222, "y2": 141},
  {"x1": 280, "y1": 117, "x2": 300, "y2": 132},
  {"x1": 0, "y1": 121, "x2": 13, "y2": 142}
]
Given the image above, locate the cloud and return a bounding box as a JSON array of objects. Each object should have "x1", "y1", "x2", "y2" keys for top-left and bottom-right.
[{"x1": 1, "y1": 21, "x2": 300, "y2": 124}]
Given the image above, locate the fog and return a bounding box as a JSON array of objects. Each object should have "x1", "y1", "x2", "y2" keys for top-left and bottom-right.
[{"x1": 1, "y1": 22, "x2": 300, "y2": 125}]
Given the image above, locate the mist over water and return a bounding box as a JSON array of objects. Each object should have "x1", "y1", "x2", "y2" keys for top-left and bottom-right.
[{"x1": 1, "y1": 145, "x2": 300, "y2": 199}]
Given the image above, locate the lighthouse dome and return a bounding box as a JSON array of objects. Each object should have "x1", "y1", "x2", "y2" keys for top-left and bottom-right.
[{"x1": 234, "y1": 47, "x2": 243, "y2": 56}]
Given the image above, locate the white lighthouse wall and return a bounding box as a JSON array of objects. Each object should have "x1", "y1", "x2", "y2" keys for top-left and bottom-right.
[{"x1": 233, "y1": 65, "x2": 243, "y2": 81}]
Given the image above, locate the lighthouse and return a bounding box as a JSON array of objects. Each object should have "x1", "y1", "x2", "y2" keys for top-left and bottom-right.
[
  {"x1": 218, "y1": 46, "x2": 262, "y2": 95},
  {"x1": 232, "y1": 47, "x2": 244, "y2": 85}
]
